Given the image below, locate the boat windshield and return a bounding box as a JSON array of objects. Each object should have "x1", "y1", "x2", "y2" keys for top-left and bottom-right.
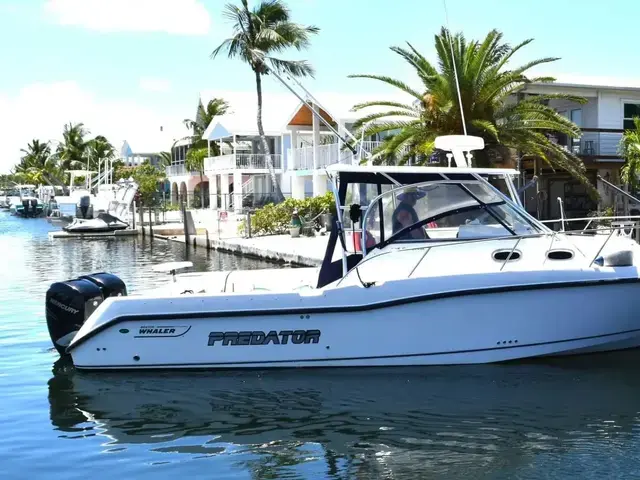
[{"x1": 361, "y1": 180, "x2": 545, "y2": 250}]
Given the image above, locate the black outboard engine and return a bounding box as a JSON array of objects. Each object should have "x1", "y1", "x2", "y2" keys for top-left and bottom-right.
[
  {"x1": 29, "y1": 198, "x2": 37, "y2": 217},
  {"x1": 46, "y1": 273, "x2": 127, "y2": 355},
  {"x1": 22, "y1": 199, "x2": 31, "y2": 216},
  {"x1": 78, "y1": 195, "x2": 91, "y2": 219}
]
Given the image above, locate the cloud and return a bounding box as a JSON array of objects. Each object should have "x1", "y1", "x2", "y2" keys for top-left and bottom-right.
[
  {"x1": 0, "y1": 81, "x2": 189, "y2": 174},
  {"x1": 43, "y1": 0, "x2": 211, "y2": 36},
  {"x1": 139, "y1": 77, "x2": 172, "y2": 93}
]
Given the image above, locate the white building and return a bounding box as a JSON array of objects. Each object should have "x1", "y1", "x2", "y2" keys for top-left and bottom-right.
[
  {"x1": 519, "y1": 81, "x2": 640, "y2": 218},
  {"x1": 184, "y1": 91, "x2": 410, "y2": 212}
]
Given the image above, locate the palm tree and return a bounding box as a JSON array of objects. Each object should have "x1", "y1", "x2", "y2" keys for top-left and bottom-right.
[
  {"x1": 211, "y1": 0, "x2": 319, "y2": 202},
  {"x1": 185, "y1": 147, "x2": 208, "y2": 208},
  {"x1": 349, "y1": 27, "x2": 594, "y2": 196},
  {"x1": 620, "y1": 117, "x2": 640, "y2": 192},
  {"x1": 183, "y1": 98, "x2": 229, "y2": 153},
  {"x1": 16, "y1": 139, "x2": 66, "y2": 189},
  {"x1": 57, "y1": 122, "x2": 89, "y2": 173},
  {"x1": 86, "y1": 135, "x2": 116, "y2": 173}
]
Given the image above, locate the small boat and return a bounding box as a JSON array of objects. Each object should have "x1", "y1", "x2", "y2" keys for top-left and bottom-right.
[
  {"x1": 43, "y1": 133, "x2": 640, "y2": 370},
  {"x1": 10, "y1": 185, "x2": 44, "y2": 217},
  {"x1": 0, "y1": 190, "x2": 12, "y2": 209},
  {"x1": 63, "y1": 212, "x2": 129, "y2": 233}
]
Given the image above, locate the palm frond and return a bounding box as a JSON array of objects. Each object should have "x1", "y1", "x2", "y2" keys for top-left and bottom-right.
[{"x1": 348, "y1": 74, "x2": 423, "y2": 100}]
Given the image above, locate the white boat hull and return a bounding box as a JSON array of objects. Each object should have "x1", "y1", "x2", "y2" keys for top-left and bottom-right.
[{"x1": 68, "y1": 278, "x2": 640, "y2": 370}]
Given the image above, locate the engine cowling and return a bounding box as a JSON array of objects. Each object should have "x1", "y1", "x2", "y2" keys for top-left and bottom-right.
[{"x1": 45, "y1": 273, "x2": 127, "y2": 355}]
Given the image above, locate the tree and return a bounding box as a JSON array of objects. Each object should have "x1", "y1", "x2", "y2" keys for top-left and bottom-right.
[
  {"x1": 211, "y1": 0, "x2": 319, "y2": 202},
  {"x1": 183, "y1": 98, "x2": 229, "y2": 153},
  {"x1": 15, "y1": 139, "x2": 66, "y2": 190},
  {"x1": 158, "y1": 151, "x2": 172, "y2": 169},
  {"x1": 131, "y1": 162, "x2": 164, "y2": 205},
  {"x1": 57, "y1": 122, "x2": 89, "y2": 172},
  {"x1": 185, "y1": 147, "x2": 208, "y2": 208},
  {"x1": 620, "y1": 117, "x2": 640, "y2": 192},
  {"x1": 349, "y1": 27, "x2": 594, "y2": 196},
  {"x1": 86, "y1": 135, "x2": 116, "y2": 173}
]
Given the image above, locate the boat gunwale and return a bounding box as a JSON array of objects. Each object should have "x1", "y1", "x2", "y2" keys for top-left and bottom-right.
[{"x1": 67, "y1": 276, "x2": 640, "y2": 352}]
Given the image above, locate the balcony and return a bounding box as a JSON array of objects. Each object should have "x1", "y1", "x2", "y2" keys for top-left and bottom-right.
[
  {"x1": 292, "y1": 141, "x2": 383, "y2": 170},
  {"x1": 551, "y1": 128, "x2": 624, "y2": 159},
  {"x1": 204, "y1": 154, "x2": 283, "y2": 172},
  {"x1": 165, "y1": 164, "x2": 200, "y2": 177}
]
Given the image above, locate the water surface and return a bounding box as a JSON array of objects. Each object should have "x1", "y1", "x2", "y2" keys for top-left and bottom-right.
[{"x1": 2, "y1": 211, "x2": 640, "y2": 479}]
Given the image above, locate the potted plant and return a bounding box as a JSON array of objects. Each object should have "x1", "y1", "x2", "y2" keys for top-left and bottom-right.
[{"x1": 290, "y1": 209, "x2": 302, "y2": 237}]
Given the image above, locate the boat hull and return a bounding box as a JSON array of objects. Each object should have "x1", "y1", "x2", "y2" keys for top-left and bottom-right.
[{"x1": 69, "y1": 279, "x2": 640, "y2": 370}]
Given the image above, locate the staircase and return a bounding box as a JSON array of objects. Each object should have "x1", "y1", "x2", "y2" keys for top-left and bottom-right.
[
  {"x1": 242, "y1": 177, "x2": 255, "y2": 202},
  {"x1": 91, "y1": 167, "x2": 113, "y2": 191}
]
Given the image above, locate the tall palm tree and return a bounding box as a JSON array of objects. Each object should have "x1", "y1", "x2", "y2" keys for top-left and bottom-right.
[
  {"x1": 349, "y1": 27, "x2": 594, "y2": 196},
  {"x1": 183, "y1": 98, "x2": 229, "y2": 153},
  {"x1": 211, "y1": 0, "x2": 319, "y2": 202},
  {"x1": 185, "y1": 147, "x2": 209, "y2": 208}
]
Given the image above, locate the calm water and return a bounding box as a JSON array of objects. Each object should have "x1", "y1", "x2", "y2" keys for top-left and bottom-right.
[{"x1": 2, "y1": 211, "x2": 640, "y2": 479}]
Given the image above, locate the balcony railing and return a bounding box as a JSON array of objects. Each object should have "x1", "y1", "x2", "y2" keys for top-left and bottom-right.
[
  {"x1": 292, "y1": 141, "x2": 384, "y2": 170},
  {"x1": 165, "y1": 164, "x2": 200, "y2": 177},
  {"x1": 204, "y1": 154, "x2": 283, "y2": 172},
  {"x1": 551, "y1": 128, "x2": 624, "y2": 158}
]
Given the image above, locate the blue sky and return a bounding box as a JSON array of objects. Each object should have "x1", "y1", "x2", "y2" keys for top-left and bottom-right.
[{"x1": 1, "y1": 0, "x2": 639, "y2": 172}]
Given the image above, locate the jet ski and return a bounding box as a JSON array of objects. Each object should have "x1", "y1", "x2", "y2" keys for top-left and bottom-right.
[{"x1": 63, "y1": 212, "x2": 128, "y2": 233}]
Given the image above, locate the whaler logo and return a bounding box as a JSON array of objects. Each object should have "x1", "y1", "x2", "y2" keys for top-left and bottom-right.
[
  {"x1": 135, "y1": 325, "x2": 191, "y2": 338},
  {"x1": 208, "y1": 329, "x2": 321, "y2": 346},
  {"x1": 49, "y1": 298, "x2": 79, "y2": 315}
]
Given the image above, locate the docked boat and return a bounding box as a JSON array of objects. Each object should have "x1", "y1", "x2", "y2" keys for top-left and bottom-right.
[
  {"x1": 63, "y1": 212, "x2": 129, "y2": 233},
  {"x1": 60, "y1": 178, "x2": 138, "y2": 233},
  {"x1": 10, "y1": 185, "x2": 44, "y2": 217},
  {"x1": 44, "y1": 134, "x2": 640, "y2": 370},
  {"x1": 0, "y1": 189, "x2": 14, "y2": 209}
]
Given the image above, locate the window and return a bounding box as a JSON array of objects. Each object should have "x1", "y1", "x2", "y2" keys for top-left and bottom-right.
[
  {"x1": 624, "y1": 103, "x2": 640, "y2": 130},
  {"x1": 570, "y1": 109, "x2": 582, "y2": 126},
  {"x1": 363, "y1": 181, "x2": 542, "y2": 247}
]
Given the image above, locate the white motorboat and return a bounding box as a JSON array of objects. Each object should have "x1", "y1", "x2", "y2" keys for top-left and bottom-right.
[
  {"x1": 44, "y1": 135, "x2": 640, "y2": 370},
  {"x1": 0, "y1": 188, "x2": 15, "y2": 209},
  {"x1": 60, "y1": 179, "x2": 138, "y2": 233},
  {"x1": 63, "y1": 212, "x2": 129, "y2": 233}
]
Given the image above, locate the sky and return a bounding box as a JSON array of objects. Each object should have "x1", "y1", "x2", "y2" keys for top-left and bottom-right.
[{"x1": 1, "y1": 0, "x2": 640, "y2": 173}]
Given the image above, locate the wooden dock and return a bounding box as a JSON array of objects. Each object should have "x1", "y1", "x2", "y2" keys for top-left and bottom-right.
[{"x1": 48, "y1": 229, "x2": 139, "y2": 240}]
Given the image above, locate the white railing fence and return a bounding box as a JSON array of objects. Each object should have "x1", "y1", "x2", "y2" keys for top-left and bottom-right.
[
  {"x1": 166, "y1": 164, "x2": 200, "y2": 177},
  {"x1": 204, "y1": 154, "x2": 283, "y2": 171}
]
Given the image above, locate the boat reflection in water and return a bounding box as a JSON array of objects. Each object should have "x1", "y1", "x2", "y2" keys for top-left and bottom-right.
[{"x1": 48, "y1": 354, "x2": 640, "y2": 478}]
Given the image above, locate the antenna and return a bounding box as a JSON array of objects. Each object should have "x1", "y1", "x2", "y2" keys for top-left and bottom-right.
[{"x1": 442, "y1": 0, "x2": 467, "y2": 136}]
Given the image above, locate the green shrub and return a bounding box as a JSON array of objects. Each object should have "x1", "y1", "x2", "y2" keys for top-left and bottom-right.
[{"x1": 239, "y1": 192, "x2": 336, "y2": 236}]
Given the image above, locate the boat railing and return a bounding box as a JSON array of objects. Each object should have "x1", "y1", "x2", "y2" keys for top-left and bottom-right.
[
  {"x1": 335, "y1": 223, "x2": 636, "y2": 287},
  {"x1": 540, "y1": 215, "x2": 640, "y2": 240}
]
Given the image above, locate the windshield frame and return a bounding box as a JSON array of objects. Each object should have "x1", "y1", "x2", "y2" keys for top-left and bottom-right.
[{"x1": 360, "y1": 177, "x2": 550, "y2": 253}]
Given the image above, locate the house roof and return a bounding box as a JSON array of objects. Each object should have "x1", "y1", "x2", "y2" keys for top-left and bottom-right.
[
  {"x1": 284, "y1": 92, "x2": 416, "y2": 130},
  {"x1": 526, "y1": 77, "x2": 640, "y2": 94},
  {"x1": 199, "y1": 89, "x2": 416, "y2": 139},
  {"x1": 200, "y1": 90, "x2": 299, "y2": 141}
]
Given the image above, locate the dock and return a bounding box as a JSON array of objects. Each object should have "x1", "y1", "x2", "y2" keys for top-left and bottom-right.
[{"x1": 48, "y1": 229, "x2": 139, "y2": 239}]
